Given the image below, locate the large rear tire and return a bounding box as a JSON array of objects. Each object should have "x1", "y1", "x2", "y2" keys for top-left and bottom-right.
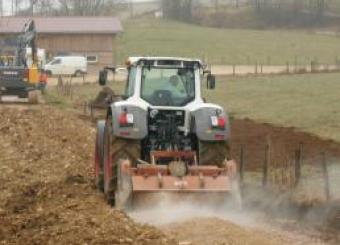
[
  {"x1": 103, "y1": 116, "x2": 140, "y2": 207},
  {"x1": 115, "y1": 160, "x2": 133, "y2": 209},
  {"x1": 198, "y1": 141, "x2": 230, "y2": 167},
  {"x1": 94, "y1": 121, "x2": 105, "y2": 192}
]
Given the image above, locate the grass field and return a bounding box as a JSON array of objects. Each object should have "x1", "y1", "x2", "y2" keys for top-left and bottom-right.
[
  {"x1": 45, "y1": 72, "x2": 340, "y2": 143},
  {"x1": 45, "y1": 81, "x2": 125, "y2": 109},
  {"x1": 205, "y1": 73, "x2": 340, "y2": 142},
  {"x1": 117, "y1": 18, "x2": 340, "y2": 65}
]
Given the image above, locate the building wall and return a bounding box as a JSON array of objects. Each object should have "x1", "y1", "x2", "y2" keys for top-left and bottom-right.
[
  {"x1": 37, "y1": 33, "x2": 115, "y2": 53},
  {"x1": 38, "y1": 33, "x2": 117, "y2": 72}
]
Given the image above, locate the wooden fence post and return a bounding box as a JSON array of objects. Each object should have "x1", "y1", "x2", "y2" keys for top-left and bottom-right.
[
  {"x1": 311, "y1": 61, "x2": 314, "y2": 73},
  {"x1": 233, "y1": 64, "x2": 236, "y2": 76},
  {"x1": 321, "y1": 152, "x2": 331, "y2": 201},
  {"x1": 294, "y1": 143, "x2": 302, "y2": 187},
  {"x1": 239, "y1": 145, "x2": 245, "y2": 184},
  {"x1": 263, "y1": 143, "x2": 269, "y2": 187}
]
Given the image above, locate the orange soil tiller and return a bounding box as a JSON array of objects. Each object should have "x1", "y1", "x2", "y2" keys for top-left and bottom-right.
[
  {"x1": 130, "y1": 151, "x2": 237, "y2": 192},
  {"x1": 105, "y1": 150, "x2": 238, "y2": 208}
]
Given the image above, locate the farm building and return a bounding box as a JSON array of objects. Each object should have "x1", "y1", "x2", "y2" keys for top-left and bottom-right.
[{"x1": 0, "y1": 16, "x2": 123, "y2": 72}]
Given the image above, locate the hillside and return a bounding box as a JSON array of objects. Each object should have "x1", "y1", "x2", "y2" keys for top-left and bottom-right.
[{"x1": 117, "y1": 18, "x2": 340, "y2": 65}]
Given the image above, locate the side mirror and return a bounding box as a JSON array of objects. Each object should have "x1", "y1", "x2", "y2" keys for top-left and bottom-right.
[
  {"x1": 98, "y1": 70, "x2": 108, "y2": 86},
  {"x1": 207, "y1": 74, "x2": 216, "y2": 90}
]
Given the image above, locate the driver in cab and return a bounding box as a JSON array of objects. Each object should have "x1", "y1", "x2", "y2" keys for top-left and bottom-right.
[{"x1": 166, "y1": 75, "x2": 185, "y2": 97}]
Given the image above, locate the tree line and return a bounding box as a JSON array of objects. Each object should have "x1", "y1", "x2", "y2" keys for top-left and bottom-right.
[
  {"x1": 160, "y1": 0, "x2": 337, "y2": 28},
  {"x1": 4, "y1": 0, "x2": 125, "y2": 16},
  {"x1": 4, "y1": 0, "x2": 334, "y2": 22}
]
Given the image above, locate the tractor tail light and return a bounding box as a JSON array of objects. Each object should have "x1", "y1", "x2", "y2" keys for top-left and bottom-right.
[
  {"x1": 119, "y1": 112, "x2": 134, "y2": 127},
  {"x1": 211, "y1": 116, "x2": 226, "y2": 130},
  {"x1": 218, "y1": 117, "x2": 225, "y2": 129}
]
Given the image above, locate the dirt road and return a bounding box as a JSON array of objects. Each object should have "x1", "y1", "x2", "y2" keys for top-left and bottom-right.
[
  {"x1": 45, "y1": 64, "x2": 340, "y2": 87},
  {"x1": 0, "y1": 104, "x2": 338, "y2": 244}
]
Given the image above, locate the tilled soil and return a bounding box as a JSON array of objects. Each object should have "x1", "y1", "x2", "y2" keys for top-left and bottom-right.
[
  {"x1": 163, "y1": 218, "x2": 326, "y2": 245},
  {"x1": 0, "y1": 105, "x2": 174, "y2": 245},
  {"x1": 0, "y1": 105, "x2": 339, "y2": 245},
  {"x1": 231, "y1": 118, "x2": 340, "y2": 170}
]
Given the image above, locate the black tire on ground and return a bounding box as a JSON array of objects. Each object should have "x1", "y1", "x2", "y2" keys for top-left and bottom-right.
[
  {"x1": 198, "y1": 141, "x2": 230, "y2": 167},
  {"x1": 18, "y1": 90, "x2": 28, "y2": 98},
  {"x1": 103, "y1": 116, "x2": 140, "y2": 207},
  {"x1": 115, "y1": 160, "x2": 133, "y2": 210},
  {"x1": 75, "y1": 70, "x2": 82, "y2": 77},
  {"x1": 94, "y1": 121, "x2": 105, "y2": 192}
]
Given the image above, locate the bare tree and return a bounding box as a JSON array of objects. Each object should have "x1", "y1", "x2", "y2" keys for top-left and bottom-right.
[
  {"x1": 162, "y1": 0, "x2": 193, "y2": 21},
  {"x1": 214, "y1": 0, "x2": 219, "y2": 13},
  {"x1": 55, "y1": 0, "x2": 121, "y2": 16},
  {"x1": 34, "y1": 0, "x2": 55, "y2": 16}
]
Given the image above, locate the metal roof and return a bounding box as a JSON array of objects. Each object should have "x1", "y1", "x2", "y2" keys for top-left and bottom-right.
[
  {"x1": 0, "y1": 17, "x2": 123, "y2": 34},
  {"x1": 127, "y1": 57, "x2": 206, "y2": 69},
  {"x1": 128, "y1": 57, "x2": 204, "y2": 65}
]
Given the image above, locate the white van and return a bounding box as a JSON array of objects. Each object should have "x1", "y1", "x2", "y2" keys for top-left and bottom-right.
[{"x1": 45, "y1": 56, "x2": 87, "y2": 76}]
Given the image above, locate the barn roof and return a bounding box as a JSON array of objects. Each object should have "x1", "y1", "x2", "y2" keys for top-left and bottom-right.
[{"x1": 0, "y1": 16, "x2": 123, "y2": 34}]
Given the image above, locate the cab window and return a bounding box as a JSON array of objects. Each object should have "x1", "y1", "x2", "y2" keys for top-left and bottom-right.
[
  {"x1": 50, "y1": 59, "x2": 61, "y2": 65},
  {"x1": 125, "y1": 66, "x2": 137, "y2": 98}
]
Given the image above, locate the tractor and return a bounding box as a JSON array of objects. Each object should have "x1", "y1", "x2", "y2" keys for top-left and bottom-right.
[{"x1": 94, "y1": 57, "x2": 237, "y2": 209}]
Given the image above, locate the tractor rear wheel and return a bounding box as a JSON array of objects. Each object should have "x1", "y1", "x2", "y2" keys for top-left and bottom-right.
[
  {"x1": 94, "y1": 121, "x2": 105, "y2": 192},
  {"x1": 103, "y1": 116, "x2": 140, "y2": 207},
  {"x1": 198, "y1": 141, "x2": 230, "y2": 167},
  {"x1": 115, "y1": 160, "x2": 133, "y2": 209}
]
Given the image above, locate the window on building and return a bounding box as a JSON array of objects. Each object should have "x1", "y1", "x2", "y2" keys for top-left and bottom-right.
[{"x1": 86, "y1": 55, "x2": 98, "y2": 64}]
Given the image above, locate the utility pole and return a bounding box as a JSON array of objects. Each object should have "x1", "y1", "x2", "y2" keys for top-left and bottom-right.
[
  {"x1": 0, "y1": 0, "x2": 3, "y2": 16},
  {"x1": 129, "y1": 0, "x2": 134, "y2": 18},
  {"x1": 30, "y1": 0, "x2": 34, "y2": 16}
]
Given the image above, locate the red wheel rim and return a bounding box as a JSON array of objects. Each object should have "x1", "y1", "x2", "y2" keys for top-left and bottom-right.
[{"x1": 104, "y1": 134, "x2": 112, "y2": 193}]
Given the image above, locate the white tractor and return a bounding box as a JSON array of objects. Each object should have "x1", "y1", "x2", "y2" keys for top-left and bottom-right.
[{"x1": 95, "y1": 57, "x2": 237, "y2": 209}]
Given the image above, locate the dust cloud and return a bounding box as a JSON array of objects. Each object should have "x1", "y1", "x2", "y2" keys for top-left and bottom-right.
[{"x1": 128, "y1": 179, "x2": 261, "y2": 228}]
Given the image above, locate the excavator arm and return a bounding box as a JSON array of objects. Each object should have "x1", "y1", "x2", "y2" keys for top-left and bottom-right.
[{"x1": 16, "y1": 20, "x2": 37, "y2": 67}]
